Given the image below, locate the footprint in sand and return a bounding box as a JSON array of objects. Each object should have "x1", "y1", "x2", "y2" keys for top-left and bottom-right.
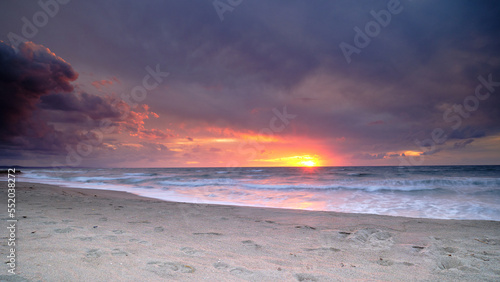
[
  {"x1": 337, "y1": 231, "x2": 352, "y2": 238},
  {"x1": 319, "y1": 230, "x2": 350, "y2": 246},
  {"x1": 441, "y1": 246, "x2": 458, "y2": 254},
  {"x1": 192, "y1": 232, "x2": 222, "y2": 236},
  {"x1": 154, "y1": 226, "x2": 164, "y2": 232},
  {"x1": 145, "y1": 261, "x2": 195, "y2": 277},
  {"x1": 294, "y1": 273, "x2": 320, "y2": 281},
  {"x1": 376, "y1": 258, "x2": 395, "y2": 266},
  {"x1": 129, "y1": 238, "x2": 150, "y2": 245},
  {"x1": 213, "y1": 261, "x2": 230, "y2": 270},
  {"x1": 75, "y1": 236, "x2": 94, "y2": 241},
  {"x1": 111, "y1": 248, "x2": 128, "y2": 256},
  {"x1": 437, "y1": 256, "x2": 463, "y2": 270},
  {"x1": 295, "y1": 225, "x2": 316, "y2": 230},
  {"x1": 303, "y1": 247, "x2": 341, "y2": 256},
  {"x1": 229, "y1": 267, "x2": 254, "y2": 279},
  {"x1": 103, "y1": 235, "x2": 118, "y2": 242},
  {"x1": 54, "y1": 227, "x2": 74, "y2": 233},
  {"x1": 213, "y1": 261, "x2": 255, "y2": 279},
  {"x1": 349, "y1": 228, "x2": 394, "y2": 249},
  {"x1": 180, "y1": 247, "x2": 203, "y2": 256},
  {"x1": 85, "y1": 249, "x2": 103, "y2": 259},
  {"x1": 411, "y1": 245, "x2": 425, "y2": 253},
  {"x1": 242, "y1": 240, "x2": 262, "y2": 250}
]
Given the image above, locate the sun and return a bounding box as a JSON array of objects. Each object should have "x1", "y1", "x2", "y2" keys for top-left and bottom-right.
[
  {"x1": 253, "y1": 154, "x2": 321, "y2": 167},
  {"x1": 295, "y1": 155, "x2": 320, "y2": 167},
  {"x1": 300, "y1": 160, "x2": 317, "y2": 167}
]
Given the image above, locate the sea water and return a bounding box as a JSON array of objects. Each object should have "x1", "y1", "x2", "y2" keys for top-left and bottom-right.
[{"x1": 13, "y1": 165, "x2": 500, "y2": 221}]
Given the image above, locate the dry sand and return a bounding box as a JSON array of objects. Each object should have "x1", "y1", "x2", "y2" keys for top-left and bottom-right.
[{"x1": 1, "y1": 182, "x2": 500, "y2": 281}]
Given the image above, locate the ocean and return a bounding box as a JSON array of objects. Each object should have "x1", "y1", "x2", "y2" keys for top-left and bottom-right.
[{"x1": 11, "y1": 165, "x2": 500, "y2": 221}]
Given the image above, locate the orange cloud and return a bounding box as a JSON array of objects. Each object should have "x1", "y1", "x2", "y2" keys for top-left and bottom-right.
[
  {"x1": 92, "y1": 79, "x2": 117, "y2": 89},
  {"x1": 201, "y1": 126, "x2": 282, "y2": 143},
  {"x1": 114, "y1": 104, "x2": 173, "y2": 140}
]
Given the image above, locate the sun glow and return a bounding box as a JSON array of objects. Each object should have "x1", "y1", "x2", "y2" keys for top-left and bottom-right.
[
  {"x1": 300, "y1": 160, "x2": 317, "y2": 167},
  {"x1": 254, "y1": 154, "x2": 321, "y2": 167}
]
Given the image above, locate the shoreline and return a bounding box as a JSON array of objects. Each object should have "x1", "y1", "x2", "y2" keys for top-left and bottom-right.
[
  {"x1": 20, "y1": 181, "x2": 500, "y2": 223},
  {"x1": 2, "y1": 182, "x2": 500, "y2": 281}
]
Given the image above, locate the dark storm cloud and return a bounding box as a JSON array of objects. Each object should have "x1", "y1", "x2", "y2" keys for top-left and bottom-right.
[
  {"x1": 40, "y1": 92, "x2": 123, "y2": 120},
  {"x1": 0, "y1": 41, "x2": 77, "y2": 140},
  {"x1": 0, "y1": 40, "x2": 171, "y2": 164}
]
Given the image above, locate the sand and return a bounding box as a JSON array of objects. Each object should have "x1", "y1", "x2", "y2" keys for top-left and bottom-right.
[{"x1": 1, "y1": 182, "x2": 500, "y2": 281}]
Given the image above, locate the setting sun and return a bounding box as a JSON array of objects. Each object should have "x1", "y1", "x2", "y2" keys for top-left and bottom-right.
[
  {"x1": 252, "y1": 154, "x2": 321, "y2": 167},
  {"x1": 300, "y1": 160, "x2": 317, "y2": 167},
  {"x1": 290, "y1": 155, "x2": 320, "y2": 167}
]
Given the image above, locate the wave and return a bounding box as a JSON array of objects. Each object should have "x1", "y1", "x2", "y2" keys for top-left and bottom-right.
[
  {"x1": 375, "y1": 178, "x2": 500, "y2": 187},
  {"x1": 68, "y1": 176, "x2": 129, "y2": 182},
  {"x1": 346, "y1": 173, "x2": 372, "y2": 177},
  {"x1": 123, "y1": 172, "x2": 158, "y2": 177},
  {"x1": 14, "y1": 166, "x2": 500, "y2": 221},
  {"x1": 238, "y1": 183, "x2": 458, "y2": 194},
  {"x1": 157, "y1": 178, "x2": 235, "y2": 187},
  {"x1": 22, "y1": 170, "x2": 500, "y2": 193},
  {"x1": 472, "y1": 189, "x2": 500, "y2": 196}
]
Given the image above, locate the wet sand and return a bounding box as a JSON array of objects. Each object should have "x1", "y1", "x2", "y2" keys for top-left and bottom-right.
[{"x1": 1, "y1": 182, "x2": 500, "y2": 281}]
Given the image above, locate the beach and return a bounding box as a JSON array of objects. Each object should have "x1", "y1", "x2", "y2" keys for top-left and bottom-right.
[{"x1": 1, "y1": 182, "x2": 499, "y2": 281}]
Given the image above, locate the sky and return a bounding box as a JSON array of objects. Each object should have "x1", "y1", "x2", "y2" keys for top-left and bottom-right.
[{"x1": 0, "y1": 0, "x2": 499, "y2": 168}]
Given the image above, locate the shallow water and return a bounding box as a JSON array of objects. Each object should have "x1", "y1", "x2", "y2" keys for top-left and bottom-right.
[{"x1": 13, "y1": 165, "x2": 500, "y2": 221}]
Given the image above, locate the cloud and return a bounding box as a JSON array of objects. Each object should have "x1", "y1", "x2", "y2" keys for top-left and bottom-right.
[
  {"x1": 91, "y1": 79, "x2": 116, "y2": 89},
  {"x1": 453, "y1": 139, "x2": 474, "y2": 149},
  {"x1": 420, "y1": 148, "x2": 442, "y2": 156},
  {"x1": 0, "y1": 41, "x2": 172, "y2": 164},
  {"x1": 448, "y1": 127, "x2": 486, "y2": 140},
  {"x1": 40, "y1": 92, "x2": 124, "y2": 120},
  {"x1": 352, "y1": 153, "x2": 387, "y2": 160},
  {"x1": 0, "y1": 41, "x2": 77, "y2": 141},
  {"x1": 124, "y1": 105, "x2": 172, "y2": 140},
  {"x1": 1, "y1": 1, "x2": 500, "y2": 166}
]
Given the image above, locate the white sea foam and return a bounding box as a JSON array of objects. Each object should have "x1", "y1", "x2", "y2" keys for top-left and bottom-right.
[{"x1": 16, "y1": 166, "x2": 500, "y2": 221}]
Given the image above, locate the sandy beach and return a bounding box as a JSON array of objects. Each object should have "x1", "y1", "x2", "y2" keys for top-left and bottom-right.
[{"x1": 1, "y1": 182, "x2": 500, "y2": 281}]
